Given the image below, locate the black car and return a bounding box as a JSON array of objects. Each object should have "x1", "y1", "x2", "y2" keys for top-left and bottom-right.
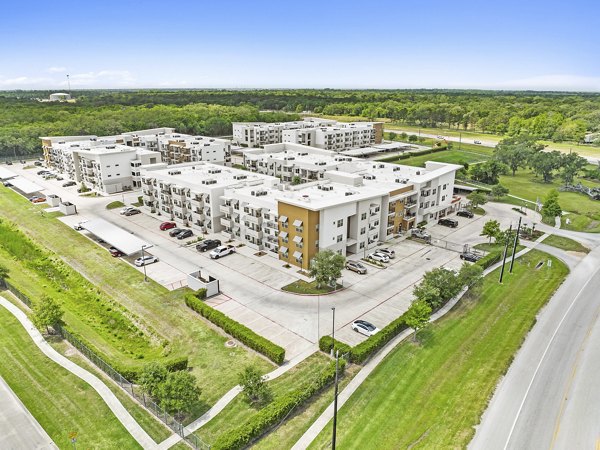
[
  {"x1": 197, "y1": 239, "x2": 221, "y2": 252},
  {"x1": 169, "y1": 228, "x2": 184, "y2": 237},
  {"x1": 62, "y1": 181, "x2": 77, "y2": 187},
  {"x1": 176, "y1": 229, "x2": 194, "y2": 240},
  {"x1": 460, "y1": 252, "x2": 482, "y2": 262},
  {"x1": 123, "y1": 208, "x2": 141, "y2": 216},
  {"x1": 438, "y1": 218, "x2": 458, "y2": 228},
  {"x1": 456, "y1": 210, "x2": 474, "y2": 218},
  {"x1": 34, "y1": 161, "x2": 43, "y2": 166}
]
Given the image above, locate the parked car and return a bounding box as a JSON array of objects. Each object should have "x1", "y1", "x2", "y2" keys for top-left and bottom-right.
[
  {"x1": 474, "y1": 140, "x2": 482, "y2": 144},
  {"x1": 410, "y1": 228, "x2": 432, "y2": 242},
  {"x1": 176, "y1": 229, "x2": 194, "y2": 240},
  {"x1": 196, "y1": 239, "x2": 221, "y2": 252},
  {"x1": 6, "y1": 161, "x2": 12, "y2": 165},
  {"x1": 56, "y1": 176, "x2": 64, "y2": 181},
  {"x1": 29, "y1": 196, "x2": 46, "y2": 203},
  {"x1": 456, "y1": 209, "x2": 474, "y2": 218},
  {"x1": 37, "y1": 170, "x2": 50, "y2": 175},
  {"x1": 460, "y1": 252, "x2": 482, "y2": 262},
  {"x1": 120, "y1": 206, "x2": 136, "y2": 215},
  {"x1": 73, "y1": 221, "x2": 87, "y2": 231},
  {"x1": 368, "y1": 252, "x2": 389, "y2": 263},
  {"x1": 169, "y1": 228, "x2": 184, "y2": 237},
  {"x1": 159, "y1": 221, "x2": 177, "y2": 231},
  {"x1": 376, "y1": 247, "x2": 395, "y2": 259},
  {"x1": 134, "y1": 255, "x2": 159, "y2": 266},
  {"x1": 352, "y1": 320, "x2": 380, "y2": 337},
  {"x1": 3, "y1": 181, "x2": 12, "y2": 187},
  {"x1": 209, "y1": 245, "x2": 236, "y2": 259},
  {"x1": 109, "y1": 247, "x2": 125, "y2": 257},
  {"x1": 438, "y1": 218, "x2": 458, "y2": 228},
  {"x1": 34, "y1": 161, "x2": 43, "y2": 167},
  {"x1": 346, "y1": 260, "x2": 367, "y2": 274},
  {"x1": 62, "y1": 181, "x2": 77, "y2": 187},
  {"x1": 123, "y1": 208, "x2": 141, "y2": 216}
]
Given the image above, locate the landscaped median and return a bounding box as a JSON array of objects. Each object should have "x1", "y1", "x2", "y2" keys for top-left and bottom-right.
[
  {"x1": 185, "y1": 293, "x2": 285, "y2": 364},
  {"x1": 308, "y1": 250, "x2": 569, "y2": 449}
]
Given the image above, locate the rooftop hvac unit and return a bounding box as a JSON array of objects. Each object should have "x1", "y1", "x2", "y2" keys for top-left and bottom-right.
[
  {"x1": 416, "y1": 171, "x2": 421, "y2": 175},
  {"x1": 168, "y1": 170, "x2": 182, "y2": 175},
  {"x1": 345, "y1": 191, "x2": 355, "y2": 196},
  {"x1": 208, "y1": 168, "x2": 221, "y2": 174}
]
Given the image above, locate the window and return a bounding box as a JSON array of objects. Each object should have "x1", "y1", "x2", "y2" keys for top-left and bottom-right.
[
  {"x1": 336, "y1": 235, "x2": 343, "y2": 243},
  {"x1": 442, "y1": 195, "x2": 446, "y2": 201},
  {"x1": 359, "y1": 242, "x2": 364, "y2": 249},
  {"x1": 361, "y1": 212, "x2": 367, "y2": 220},
  {"x1": 337, "y1": 219, "x2": 344, "y2": 227},
  {"x1": 432, "y1": 188, "x2": 437, "y2": 195},
  {"x1": 360, "y1": 227, "x2": 366, "y2": 235},
  {"x1": 443, "y1": 183, "x2": 447, "y2": 190}
]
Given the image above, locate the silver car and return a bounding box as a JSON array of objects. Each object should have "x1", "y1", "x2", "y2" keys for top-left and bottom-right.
[
  {"x1": 376, "y1": 248, "x2": 395, "y2": 259},
  {"x1": 346, "y1": 260, "x2": 367, "y2": 274}
]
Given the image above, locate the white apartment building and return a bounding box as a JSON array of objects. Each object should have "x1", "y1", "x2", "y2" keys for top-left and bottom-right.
[
  {"x1": 232, "y1": 118, "x2": 382, "y2": 152},
  {"x1": 41, "y1": 136, "x2": 161, "y2": 193},
  {"x1": 140, "y1": 152, "x2": 461, "y2": 269}
]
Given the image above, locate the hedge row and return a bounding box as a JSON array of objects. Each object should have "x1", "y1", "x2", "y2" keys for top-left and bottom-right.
[
  {"x1": 377, "y1": 146, "x2": 448, "y2": 163},
  {"x1": 212, "y1": 359, "x2": 345, "y2": 450},
  {"x1": 185, "y1": 294, "x2": 285, "y2": 364},
  {"x1": 318, "y1": 314, "x2": 409, "y2": 365},
  {"x1": 476, "y1": 250, "x2": 503, "y2": 270}
]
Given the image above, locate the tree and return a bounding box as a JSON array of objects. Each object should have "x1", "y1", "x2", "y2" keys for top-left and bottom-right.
[
  {"x1": 529, "y1": 150, "x2": 562, "y2": 183},
  {"x1": 495, "y1": 136, "x2": 541, "y2": 176},
  {"x1": 0, "y1": 263, "x2": 8, "y2": 281},
  {"x1": 413, "y1": 283, "x2": 440, "y2": 308},
  {"x1": 480, "y1": 220, "x2": 501, "y2": 243},
  {"x1": 159, "y1": 371, "x2": 202, "y2": 417},
  {"x1": 400, "y1": 132, "x2": 408, "y2": 141},
  {"x1": 541, "y1": 189, "x2": 562, "y2": 220},
  {"x1": 139, "y1": 362, "x2": 168, "y2": 399},
  {"x1": 408, "y1": 134, "x2": 418, "y2": 143},
  {"x1": 560, "y1": 153, "x2": 587, "y2": 185},
  {"x1": 467, "y1": 191, "x2": 487, "y2": 209},
  {"x1": 414, "y1": 268, "x2": 461, "y2": 309},
  {"x1": 388, "y1": 132, "x2": 397, "y2": 141},
  {"x1": 238, "y1": 365, "x2": 272, "y2": 407},
  {"x1": 490, "y1": 184, "x2": 509, "y2": 199},
  {"x1": 291, "y1": 175, "x2": 302, "y2": 185},
  {"x1": 32, "y1": 295, "x2": 63, "y2": 334},
  {"x1": 495, "y1": 227, "x2": 519, "y2": 247},
  {"x1": 308, "y1": 250, "x2": 345, "y2": 289},
  {"x1": 470, "y1": 160, "x2": 508, "y2": 184},
  {"x1": 404, "y1": 300, "x2": 432, "y2": 342},
  {"x1": 458, "y1": 262, "x2": 483, "y2": 288}
]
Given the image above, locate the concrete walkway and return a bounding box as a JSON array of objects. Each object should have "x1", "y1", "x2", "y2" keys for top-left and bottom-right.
[
  {"x1": 157, "y1": 344, "x2": 319, "y2": 449},
  {"x1": 0, "y1": 375, "x2": 58, "y2": 450},
  {"x1": 0, "y1": 295, "x2": 158, "y2": 449},
  {"x1": 291, "y1": 245, "x2": 539, "y2": 449}
]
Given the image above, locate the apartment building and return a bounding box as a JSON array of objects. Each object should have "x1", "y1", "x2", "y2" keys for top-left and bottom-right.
[
  {"x1": 41, "y1": 136, "x2": 161, "y2": 193},
  {"x1": 232, "y1": 118, "x2": 383, "y2": 151},
  {"x1": 154, "y1": 134, "x2": 231, "y2": 165},
  {"x1": 140, "y1": 153, "x2": 461, "y2": 269}
]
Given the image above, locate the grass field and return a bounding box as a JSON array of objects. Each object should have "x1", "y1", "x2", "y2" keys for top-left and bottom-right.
[
  {"x1": 0, "y1": 302, "x2": 140, "y2": 449},
  {"x1": 50, "y1": 339, "x2": 173, "y2": 443},
  {"x1": 0, "y1": 185, "x2": 273, "y2": 409},
  {"x1": 282, "y1": 280, "x2": 342, "y2": 295},
  {"x1": 387, "y1": 149, "x2": 490, "y2": 168},
  {"x1": 543, "y1": 234, "x2": 590, "y2": 253},
  {"x1": 194, "y1": 353, "x2": 332, "y2": 444},
  {"x1": 308, "y1": 250, "x2": 568, "y2": 449}
]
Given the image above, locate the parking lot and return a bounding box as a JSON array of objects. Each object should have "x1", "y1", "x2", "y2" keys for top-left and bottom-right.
[{"x1": 4, "y1": 161, "x2": 528, "y2": 357}]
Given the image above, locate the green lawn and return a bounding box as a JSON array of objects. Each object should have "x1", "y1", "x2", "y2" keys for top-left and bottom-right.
[
  {"x1": 0, "y1": 302, "x2": 140, "y2": 449},
  {"x1": 543, "y1": 234, "x2": 589, "y2": 253},
  {"x1": 50, "y1": 339, "x2": 173, "y2": 443},
  {"x1": 0, "y1": 185, "x2": 273, "y2": 409},
  {"x1": 282, "y1": 280, "x2": 342, "y2": 295},
  {"x1": 195, "y1": 353, "x2": 332, "y2": 445},
  {"x1": 106, "y1": 200, "x2": 125, "y2": 210},
  {"x1": 388, "y1": 149, "x2": 490, "y2": 168},
  {"x1": 309, "y1": 250, "x2": 568, "y2": 449}
]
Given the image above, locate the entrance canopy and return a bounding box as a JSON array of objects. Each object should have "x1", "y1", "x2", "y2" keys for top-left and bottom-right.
[
  {"x1": 9, "y1": 177, "x2": 45, "y2": 194},
  {"x1": 81, "y1": 218, "x2": 152, "y2": 256},
  {"x1": 0, "y1": 167, "x2": 17, "y2": 180}
]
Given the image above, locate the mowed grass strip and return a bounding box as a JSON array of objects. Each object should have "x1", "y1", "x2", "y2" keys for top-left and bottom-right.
[
  {"x1": 309, "y1": 250, "x2": 568, "y2": 449},
  {"x1": 195, "y1": 353, "x2": 332, "y2": 444},
  {"x1": 0, "y1": 185, "x2": 273, "y2": 407},
  {"x1": 543, "y1": 234, "x2": 589, "y2": 253},
  {"x1": 0, "y1": 302, "x2": 140, "y2": 449}
]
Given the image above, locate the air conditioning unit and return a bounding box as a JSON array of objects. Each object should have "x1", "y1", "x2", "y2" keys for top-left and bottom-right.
[{"x1": 168, "y1": 170, "x2": 182, "y2": 175}]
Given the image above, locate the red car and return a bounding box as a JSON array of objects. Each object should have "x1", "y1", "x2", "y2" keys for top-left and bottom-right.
[
  {"x1": 160, "y1": 221, "x2": 176, "y2": 231},
  {"x1": 109, "y1": 247, "x2": 125, "y2": 257},
  {"x1": 30, "y1": 197, "x2": 46, "y2": 203}
]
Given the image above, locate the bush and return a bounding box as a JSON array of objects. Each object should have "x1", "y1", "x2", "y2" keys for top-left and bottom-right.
[
  {"x1": 106, "y1": 201, "x2": 125, "y2": 210},
  {"x1": 377, "y1": 146, "x2": 447, "y2": 163},
  {"x1": 350, "y1": 315, "x2": 408, "y2": 364},
  {"x1": 185, "y1": 294, "x2": 285, "y2": 364},
  {"x1": 195, "y1": 288, "x2": 207, "y2": 300},
  {"x1": 476, "y1": 250, "x2": 502, "y2": 270},
  {"x1": 319, "y1": 336, "x2": 352, "y2": 356},
  {"x1": 212, "y1": 359, "x2": 345, "y2": 450}
]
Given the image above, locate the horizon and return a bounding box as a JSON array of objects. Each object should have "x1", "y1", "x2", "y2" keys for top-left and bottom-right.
[{"x1": 1, "y1": 0, "x2": 599, "y2": 92}]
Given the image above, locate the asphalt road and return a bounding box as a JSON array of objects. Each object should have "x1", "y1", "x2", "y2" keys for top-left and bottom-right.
[{"x1": 470, "y1": 245, "x2": 600, "y2": 450}]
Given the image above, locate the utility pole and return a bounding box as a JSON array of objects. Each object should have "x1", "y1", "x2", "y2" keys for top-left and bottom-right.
[
  {"x1": 332, "y1": 349, "x2": 339, "y2": 450},
  {"x1": 141, "y1": 245, "x2": 148, "y2": 282},
  {"x1": 499, "y1": 225, "x2": 512, "y2": 283},
  {"x1": 331, "y1": 307, "x2": 336, "y2": 357},
  {"x1": 459, "y1": 132, "x2": 462, "y2": 150},
  {"x1": 509, "y1": 217, "x2": 522, "y2": 273}
]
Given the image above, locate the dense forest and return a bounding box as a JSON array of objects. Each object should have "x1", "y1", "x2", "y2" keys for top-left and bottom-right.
[{"x1": 1, "y1": 89, "x2": 599, "y2": 158}]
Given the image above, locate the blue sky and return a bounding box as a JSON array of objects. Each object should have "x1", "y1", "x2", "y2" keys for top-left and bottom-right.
[{"x1": 1, "y1": 0, "x2": 598, "y2": 91}]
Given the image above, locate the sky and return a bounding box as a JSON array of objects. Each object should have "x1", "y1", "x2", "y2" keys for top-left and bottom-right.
[{"x1": 1, "y1": 0, "x2": 599, "y2": 91}]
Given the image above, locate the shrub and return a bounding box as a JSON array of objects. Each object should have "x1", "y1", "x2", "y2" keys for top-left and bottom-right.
[
  {"x1": 476, "y1": 250, "x2": 502, "y2": 269},
  {"x1": 377, "y1": 146, "x2": 447, "y2": 163},
  {"x1": 212, "y1": 359, "x2": 345, "y2": 450},
  {"x1": 195, "y1": 288, "x2": 207, "y2": 300},
  {"x1": 185, "y1": 295, "x2": 285, "y2": 364},
  {"x1": 350, "y1": 315, "x2": 408, "y2": 364},
  {"x1": 319, "y1": 336, "x2": 352, "y2": 356}
]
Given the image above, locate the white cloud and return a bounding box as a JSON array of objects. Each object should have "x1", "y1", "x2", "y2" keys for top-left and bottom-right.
[
  {"x1": 499, "y1": 75, "x2": 600, "y2": 92},
  {"x1": 0, "y1": 76, "x2": 53, "y2": 87},
  {"x1": 47, "y1": 66, "x2": 67, "y2": 73},
  {"x1": 66, "y1": 70, "x2": 136, "y2": 87}
]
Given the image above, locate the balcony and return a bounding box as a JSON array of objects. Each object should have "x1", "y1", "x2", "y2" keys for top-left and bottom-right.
[
  {"x1": 243, "y1": 214, "x2": 262, "y2": 225},
  {"x1": 220, "y1": 204, "x2": 232, "y2": 215},
  {"x1": 190, "y1": 197, "x2": 204, "y2": 208},
  {"x1": 143, "y1": 193, "x2": 155, "y2": 202},
  {"x1": 172, "y1": 203, "x2": 188, "y2": 215},
  {"x1": 220, "y1": 217, "x2": 232, "y2": 228},
  {"x1": 246, "y1": 228, "x2": 263, "y2": 239}
]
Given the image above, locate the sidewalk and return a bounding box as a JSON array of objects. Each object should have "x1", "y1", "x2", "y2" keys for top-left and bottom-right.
[{"x1": 0, "y1": 295, "x2": 158, "y2": 449}]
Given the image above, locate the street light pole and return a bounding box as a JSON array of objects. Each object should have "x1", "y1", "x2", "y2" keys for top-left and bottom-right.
[
  {"x1": 141, "y1": 245, "x2": 148, "y2": 282},
  {"x1": 499, "y1": 225, "x2": 511, "y2": 283},
  {"x1": 331, "y1": 307, "x2": 336, "y2": 357},
  {"x1": 509, "y1": 217, "x2": 522, "y2": 274},
  {"x1": 317, "y1": 295, "x2": 320, "y2": 343},
  {"x1": 332, "y1": 349, "x2": 339, "y2": 450}
]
